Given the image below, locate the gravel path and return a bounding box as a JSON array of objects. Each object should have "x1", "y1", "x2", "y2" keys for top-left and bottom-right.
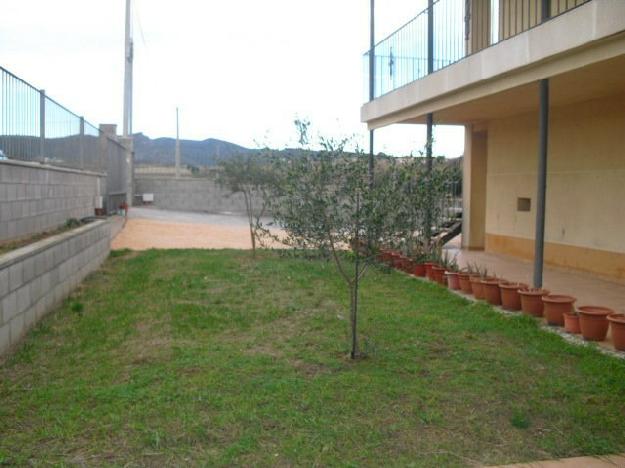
[{"x1": 112, "y1": 207, "x2": 279, "y2": 250}]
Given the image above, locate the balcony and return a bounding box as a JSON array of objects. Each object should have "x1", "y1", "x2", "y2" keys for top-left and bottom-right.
[
  {"x1": 361, "y1": 0, "x2": 625, "y2": 128},
  {"x1": 364, "y1": 0, "x2": 591, "y2": 100}
]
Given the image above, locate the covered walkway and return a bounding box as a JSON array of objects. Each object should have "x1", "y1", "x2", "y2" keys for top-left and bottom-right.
[{"x1": 446, "y1": 236, "x2": 625, "y2": 353}]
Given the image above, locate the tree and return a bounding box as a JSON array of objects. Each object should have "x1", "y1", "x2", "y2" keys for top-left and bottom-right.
[
  {"x1": 216, "y1": 151, "x2": 273, "y2": 257},
  {"x1": 265, "y1": 122, "x2": 401, "y2": 359},
  {"x1": 383, "y1": 154, "x2": 458, "y2": 263}
]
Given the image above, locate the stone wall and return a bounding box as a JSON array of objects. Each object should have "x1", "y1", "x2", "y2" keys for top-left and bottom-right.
[
  {"x1": 0, "y1": 160, "x2": 105, "y2": 242},
  {"x1": 0, "y1": 219, "x2": 111, "y2": 356},
  {"x1": 134, "y1": 176, "x2": 250, "y2": 214}
]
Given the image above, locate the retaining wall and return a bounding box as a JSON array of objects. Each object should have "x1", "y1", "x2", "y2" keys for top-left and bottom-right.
[
  {"x1": 0, "y1": 219, "x2": 111, "y2": 356},
  {"x1": 0, "y1": 160, "x2": 105, "y2": 242},
  {"x1": 134, "y1": 176, "x2": 251, "y2": 214}
]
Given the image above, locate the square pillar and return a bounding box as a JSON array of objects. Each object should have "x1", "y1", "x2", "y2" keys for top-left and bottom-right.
[{"x1": 462, "y1": 124, "x2": 488, "y2": 250}]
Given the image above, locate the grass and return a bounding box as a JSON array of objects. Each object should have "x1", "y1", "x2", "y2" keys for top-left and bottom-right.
[{"x1": 1, "y1": 249, "x2": 625, "y2": 466}]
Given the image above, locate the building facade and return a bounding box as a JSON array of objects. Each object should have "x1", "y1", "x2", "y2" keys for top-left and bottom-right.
[{"x1": 362, "y1": 0, "x2": 625, "y2": 282}]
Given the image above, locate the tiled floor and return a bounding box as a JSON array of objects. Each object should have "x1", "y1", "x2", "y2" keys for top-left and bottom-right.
[{"x1": 445, "y1": 237, "x2": 625, "y2": 353}]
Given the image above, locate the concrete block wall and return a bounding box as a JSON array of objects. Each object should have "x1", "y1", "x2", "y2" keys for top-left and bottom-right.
[
  {"x1": 0, "y1": 160, "x2": 105, "y2": 242},
  {"x1": 135, "y1": 176, "x2": 254, "y2": 214},
  {"x1": 0, "y1": 219, "x2": 111, "y2": 356}
]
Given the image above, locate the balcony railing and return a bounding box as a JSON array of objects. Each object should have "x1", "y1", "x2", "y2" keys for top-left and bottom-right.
[{"x1": 364, "y1": 0, "x2": 592, "y2": 100}]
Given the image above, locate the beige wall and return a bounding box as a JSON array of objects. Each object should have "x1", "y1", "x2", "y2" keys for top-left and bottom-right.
[
  {"x1": 462, "y1": 126, "x2": 488, "y2": 249},
  {"x1": 484, "y1": 93, "x2": 625, "y2": 278}
]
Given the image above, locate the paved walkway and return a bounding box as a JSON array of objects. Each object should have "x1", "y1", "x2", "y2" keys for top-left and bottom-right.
[
  {"x1": 445, "y1": 237, "x2": 625, "y2": 352},
  {"x1": 446, "y1": 238, "x2": 625, "y2": 314}
]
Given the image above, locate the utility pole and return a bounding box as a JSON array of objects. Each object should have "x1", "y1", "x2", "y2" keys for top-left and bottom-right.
[
  {"x1": 175, "y1": 107, "x2": 181, "y2": 178},
  {"x1": 123, "y1": 0, "x2": 133, "y2": 137},
  {"x1": 122, "y1": 0, "x2": 135, "y2": 207}
]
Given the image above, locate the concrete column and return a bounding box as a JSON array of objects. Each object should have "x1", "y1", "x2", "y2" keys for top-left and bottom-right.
[
  {"x1": 461, "y1": 124, "x2": 488, "y2": 250},
  {"x1": 99, "y1": 124, "x2": 117, "y2": 213}
]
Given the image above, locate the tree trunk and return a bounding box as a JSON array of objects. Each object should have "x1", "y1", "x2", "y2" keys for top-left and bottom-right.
[
  {"x1": 250, "y1": 223, "x2": 256, "y2": 258},
  {"x1": 349, "y1": 282, "x2": 359, "y2": 359},
  {"x1": 243, "y1": 191, "x2": 256, "y2": 258}
]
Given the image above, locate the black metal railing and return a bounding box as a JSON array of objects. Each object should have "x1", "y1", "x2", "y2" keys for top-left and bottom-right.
[{"x1": 364, "y1": 0, "x2": 592, "y2": 100}]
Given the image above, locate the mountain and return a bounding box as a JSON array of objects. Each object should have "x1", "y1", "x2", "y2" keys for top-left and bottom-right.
[{"x1": 133, "y1": 133, "x2": 252, "y2": 167}]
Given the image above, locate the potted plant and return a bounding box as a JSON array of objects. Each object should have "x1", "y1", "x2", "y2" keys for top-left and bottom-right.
[
  {"x1": 607, "y1": 313, "x2": 625, "y2": 351},
  {"x1": 441, "y1": 252, "x2": 461, "y2": 290},
  {"x1": 408, "y1": 244, "x2": 428, "y2": 277},
  {"x1": 424, "y1": 243, "x2": 442, "y2": 282},
  {"x1": 458, "y1": 264, "x2": 475, "y2": 295},
  {"x1": 482, "y1": 275, "x2": 505, "y2": 306},
  {"x1": 542, "y1": 295, "x2": 576, "y2": 326},
  {"x1": 468, "y1": 263, "x2": 489, "y2": 300},
  {"x1": 578, "y1": 306, "x2": 614, "y2": 341},
  {"x1": 563, "y1": 309, "x2": 581, "y2": 334},
  {"x1": 518, "y1": 288, "x2": 550, "y2": 316},
  {"x1": 499, "y1": 281, "x2": 528, "y2": 311}
]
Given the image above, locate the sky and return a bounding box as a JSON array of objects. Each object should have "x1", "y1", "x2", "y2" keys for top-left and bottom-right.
[{"x1": 1, "y1": 0, "x2": 464, "y2": 157}]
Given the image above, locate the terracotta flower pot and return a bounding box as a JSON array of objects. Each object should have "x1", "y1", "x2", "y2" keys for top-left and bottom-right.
[
  {"x1": 563, "y1": 312, "x2": 581, "y2": 334},
  {"x1": 431, "y1": 266, "x2": 446, "y2": 285},
  {"x1": 542, "y1": 295, "x2": 576, "y2": 326},
  {"x1": 446, "y1": 272, "x2": 460, "y2": 290},
  {"x1": 578, "y1": 306, "x2": 614, "y2": 341},
  {"x1": 482, "y1": 279, "x2": 503, "y2": 306},
  {"x1": 519, "y1": 288, "x2": 550, "y2": 317},
  {"x1": 458, "y1": 273, "x2": 472, "y2": 294},
  {"x1": 499, "y1": 282, "x2": 528, "y2": 311},
  {"x1": 413, "y1": 263, "x2": 426, "y2": 277},
  {"x1": 470, "y1": 275, "x2": 485, "y2": 299},
  {"x1": 424, "y1": 262, "x2": 436, "y2": 281},
  {"x1": 608, "y1": 314, "x2": 625, "y2": 351}
]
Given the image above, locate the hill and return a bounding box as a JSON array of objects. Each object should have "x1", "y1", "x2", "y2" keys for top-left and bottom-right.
[{"x1": 133, "y1": 133, "x2": 252, "y2": 167}]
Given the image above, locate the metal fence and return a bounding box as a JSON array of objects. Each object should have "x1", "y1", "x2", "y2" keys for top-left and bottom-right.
[
  {"x1": 0, "y1": 65, "x2": 128, "y2": 213},
  {"x1": 0, "y1": 65, "x2": 108, "y2": 172},
  {"x1": 364, "y1": 0, "x2": 592, "y2": 99}
]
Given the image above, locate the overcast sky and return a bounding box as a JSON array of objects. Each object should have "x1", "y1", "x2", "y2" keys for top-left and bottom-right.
[{"x1": 1, "y1": 0, "x2": 464, "y2": 157}]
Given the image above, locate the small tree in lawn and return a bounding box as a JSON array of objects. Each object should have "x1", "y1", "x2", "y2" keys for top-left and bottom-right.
[
  {"x1": 266, "y1": 121, "x2": 401, "y2": 359},
  {"x1": 216, "y1": 151, "x2": 273, "y2": 257}
]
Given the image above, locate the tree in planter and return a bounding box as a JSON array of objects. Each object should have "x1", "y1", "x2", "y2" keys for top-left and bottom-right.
[
  {"x1": 216, "y1": 151, "x2": 274, "y2": 257},
  {"x1": 265, "y1": 124, "x2": 402, "y2": 359}
]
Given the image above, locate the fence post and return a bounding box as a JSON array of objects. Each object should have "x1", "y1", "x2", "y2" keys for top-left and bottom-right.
[
  {"x1": 79, "y1": 117, "x2": 85, "y2": 170},
  {"x1": 427, "y1": 0, "x2": 434, "y2": 75},
  {"x1": 39, "y1": 89, "x2": 46, "y2": 163}
]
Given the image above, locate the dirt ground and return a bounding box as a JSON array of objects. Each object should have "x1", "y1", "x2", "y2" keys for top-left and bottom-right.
[{"x1": 112, "y1": 207, "x2": 281, "y2": 250}]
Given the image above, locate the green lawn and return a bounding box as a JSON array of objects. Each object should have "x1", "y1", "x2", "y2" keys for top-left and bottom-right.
[{"x1": 1, "y1": 250, "x2": 625, "y2": 467}]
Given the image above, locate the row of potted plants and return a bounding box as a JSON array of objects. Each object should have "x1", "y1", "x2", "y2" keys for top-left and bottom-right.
[{"x1": 378, "y1": 249, "x2": 625, "y2": 353}]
